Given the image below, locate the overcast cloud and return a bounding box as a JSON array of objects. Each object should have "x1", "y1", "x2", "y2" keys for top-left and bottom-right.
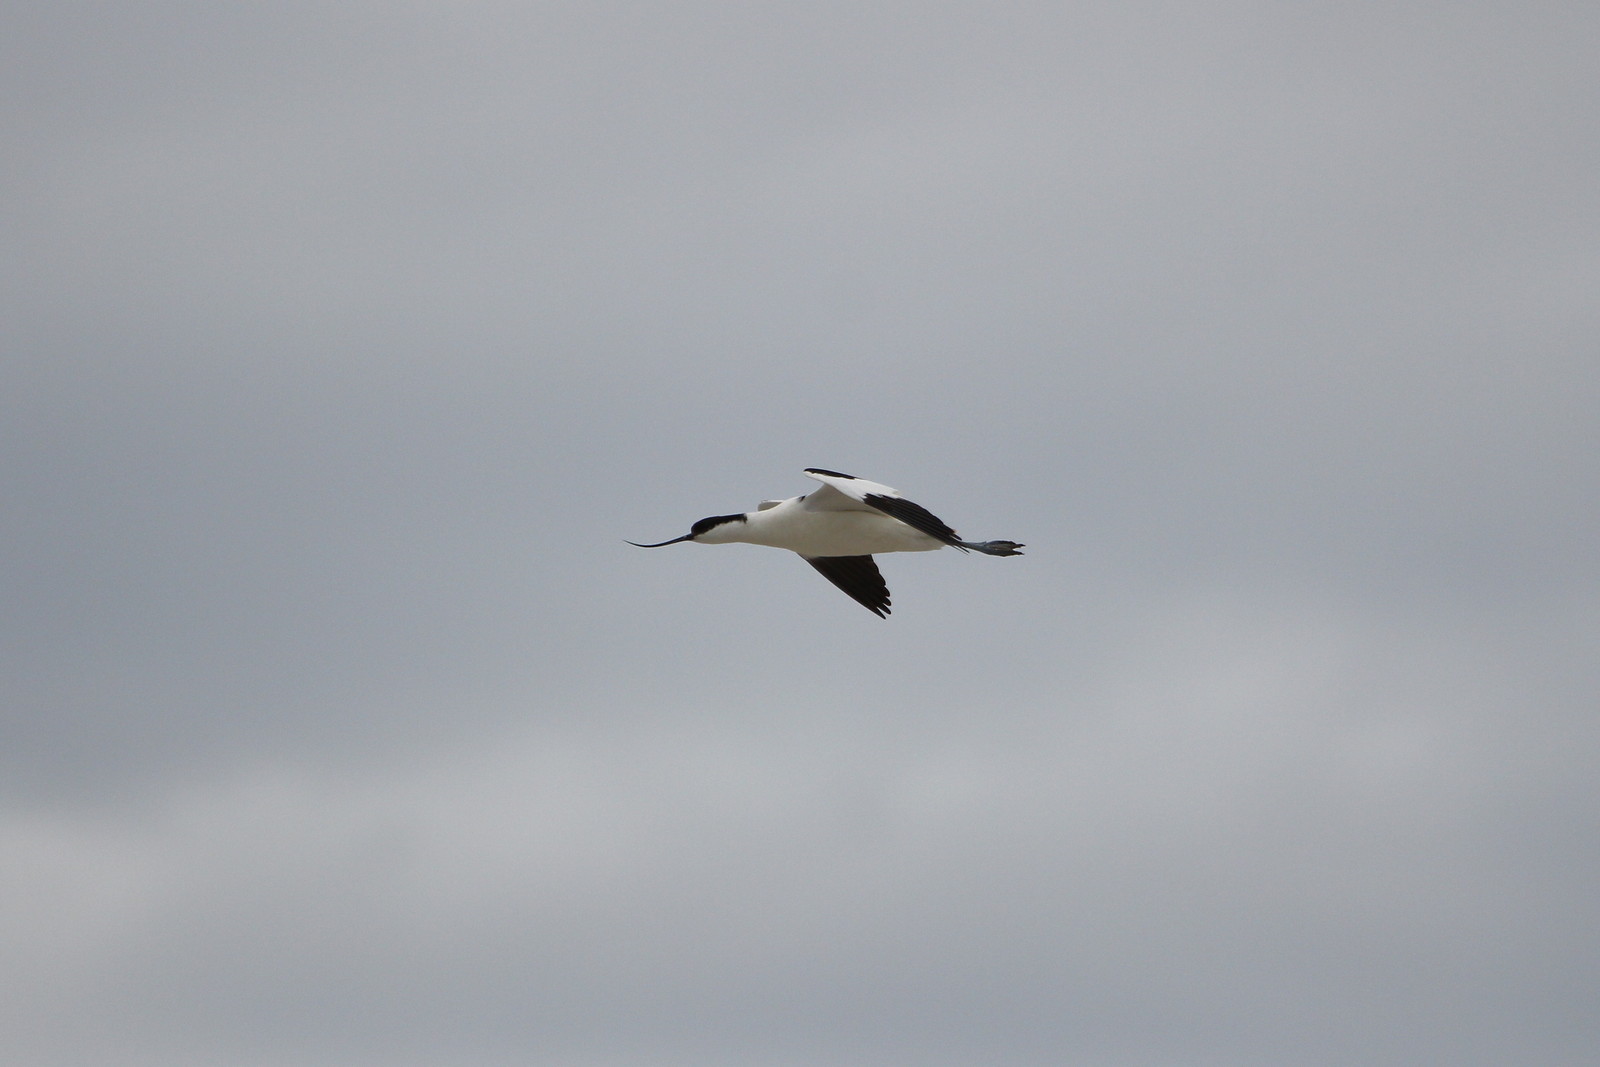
[{"x1": 4, "y1": 3, "x2": 1598, "y2": 1065}]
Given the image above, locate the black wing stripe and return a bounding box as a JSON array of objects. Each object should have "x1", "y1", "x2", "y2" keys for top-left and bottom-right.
[
  {"x1": 803, "y1": 555, "x2": 891, "y2": 618},
  {"x1": 862, "y1": 493, "x2": 965, "y2": 550}
]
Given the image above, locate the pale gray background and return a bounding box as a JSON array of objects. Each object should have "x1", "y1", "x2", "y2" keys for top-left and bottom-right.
[{"x1": 5, "y1": 4, "x2": 1597, "y2": 1065}]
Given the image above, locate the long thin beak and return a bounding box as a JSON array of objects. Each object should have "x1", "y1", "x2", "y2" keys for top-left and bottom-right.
[{"x1": 625, "y1": 534, "x2": 694, "y2": 548}]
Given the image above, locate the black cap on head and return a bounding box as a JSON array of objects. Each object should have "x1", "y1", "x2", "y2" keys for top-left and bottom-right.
[{"x1": 690, "y1": 513, "x2": 748, "y2": 537}]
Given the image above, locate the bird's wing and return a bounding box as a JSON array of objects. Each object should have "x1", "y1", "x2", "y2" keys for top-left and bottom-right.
[
  {"x1": 803, "y1": 555, "x2": 891, "y2": 618},
  {"x1": 798, "y1": 469, "x2": 882, "y2": 512},
  {"x1": 802, "y1": 468, "x2": 966, "y2": 549}
]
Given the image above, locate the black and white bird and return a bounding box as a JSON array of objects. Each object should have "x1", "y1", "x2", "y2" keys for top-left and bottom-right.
[{"x1": 627, "y1": 468, "x2": 1023, "y2": 617}]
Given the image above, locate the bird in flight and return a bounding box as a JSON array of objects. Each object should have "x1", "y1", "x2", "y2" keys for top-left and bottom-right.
[{"x1": 628, "y1": 468, "x2": 1023, "y2": 617}]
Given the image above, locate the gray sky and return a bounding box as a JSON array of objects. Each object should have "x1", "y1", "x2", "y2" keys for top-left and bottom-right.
[{"x1": 5, "y1": 3, "x2": 1598, "y2": 1064}]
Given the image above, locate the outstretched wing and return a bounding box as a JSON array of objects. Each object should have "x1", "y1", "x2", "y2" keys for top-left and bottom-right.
[
  {"x1": 802, "y1": 468, "x2": 966, "y2": 549},
  {"x1": 803, "y1": 555, "x2": 891, "y2": 618},
  {"x1": 798, "y1": 469, "x2": 880, "y2": 512}
]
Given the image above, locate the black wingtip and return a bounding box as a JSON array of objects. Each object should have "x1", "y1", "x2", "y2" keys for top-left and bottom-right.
[{"x1": 803, "y1": 555, "x2": 892, "y2": 617}]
